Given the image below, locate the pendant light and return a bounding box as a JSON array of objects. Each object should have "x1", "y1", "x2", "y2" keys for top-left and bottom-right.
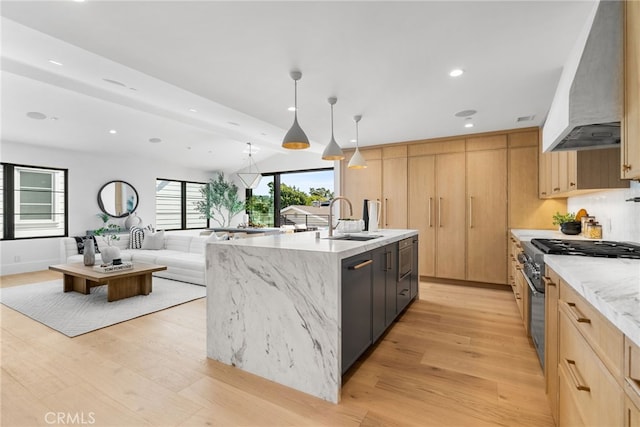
[
  {"x1": 348, "y1": 115, "x2": 367, "y2": 169},
  {"x1": 282, "y1": 71, "x2": 310, "y2": 150},
  {"x1": 322, "y1": 97, "x2": 345, "y2": 160},
  {"x1": 237, "y1": 142, "x2": 262, "y2": 189}
]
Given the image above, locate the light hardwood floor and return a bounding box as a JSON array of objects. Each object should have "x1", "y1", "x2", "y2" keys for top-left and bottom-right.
[{"x1": 1, "y1": 271, "x2": 553, "y2": 426}]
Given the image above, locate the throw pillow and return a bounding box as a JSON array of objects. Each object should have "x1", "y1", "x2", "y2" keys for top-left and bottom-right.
[
  {"x1": 141, "y1": 230, "x2": 165, "y2": 250},
  {"x1": 129, "y1": 226, "x2": 144, "y2": 249},
  {"x1": 73, "y1": 236, "x2": 100, "y2": 254}
]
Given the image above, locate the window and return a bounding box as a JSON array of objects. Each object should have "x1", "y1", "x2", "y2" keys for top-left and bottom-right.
[
  {"x1": 1, "y1": 163, "x2": 68, "y2": 239},
  {"x1": 155, "y1": 179, "x2": 208, "y2": 230},
  {"x1": 246, "y1": 168, "x2": 333, "y2": 228}
]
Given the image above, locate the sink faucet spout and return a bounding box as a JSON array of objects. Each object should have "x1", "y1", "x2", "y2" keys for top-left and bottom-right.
[{"x1": 328, "y1": 197, "x2": 353, "y2": 237}]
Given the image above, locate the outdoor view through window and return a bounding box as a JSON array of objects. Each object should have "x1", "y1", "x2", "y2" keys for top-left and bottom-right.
[{"x1": 248, "y1": 169, "x2": 333, "y2": 228}]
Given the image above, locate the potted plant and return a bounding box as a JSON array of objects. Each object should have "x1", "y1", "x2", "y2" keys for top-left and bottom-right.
[{"x1": 552, "y1": 212, "x2": 581, "y2": 235}]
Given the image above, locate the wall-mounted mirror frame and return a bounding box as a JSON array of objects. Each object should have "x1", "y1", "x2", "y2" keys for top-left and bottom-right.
[{"x1": 97, "y1": 180, "x2": 139, "y2": 218}]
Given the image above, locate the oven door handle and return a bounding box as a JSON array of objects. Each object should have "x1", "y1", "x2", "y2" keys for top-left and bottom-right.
[{"x1": 520, "y1": 269, "x2": 539, "y2": 296}]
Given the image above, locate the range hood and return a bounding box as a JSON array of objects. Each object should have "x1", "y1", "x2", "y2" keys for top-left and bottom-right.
[{"x1": 542, "y1": 0, "x2": 623, "y2": 152}]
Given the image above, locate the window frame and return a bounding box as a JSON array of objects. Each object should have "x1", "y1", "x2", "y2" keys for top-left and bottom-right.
[
  {"x1": 1, "y1": 162, "x2": 69, "y2": 240},
  {"x1": 246, "y1": 167, "x2": 333, "y2": 227},
  {"x1": 155, "y1": 178, "x2": 210, "y2": 230}
]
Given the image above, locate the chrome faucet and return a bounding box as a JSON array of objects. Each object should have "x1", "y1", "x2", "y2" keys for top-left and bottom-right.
[{"x1": 328, "y1": 197, "x2": 353, "y2": 237}]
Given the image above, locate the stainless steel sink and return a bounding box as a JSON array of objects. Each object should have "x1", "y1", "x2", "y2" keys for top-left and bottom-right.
[{"x1": 323, "y1": 234, "x2": 382, "y2": 241}]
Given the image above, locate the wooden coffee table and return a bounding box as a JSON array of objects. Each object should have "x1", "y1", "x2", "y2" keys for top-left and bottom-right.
[{"x1": 49, "y1": 262, "x2": 167, "y2": 302}]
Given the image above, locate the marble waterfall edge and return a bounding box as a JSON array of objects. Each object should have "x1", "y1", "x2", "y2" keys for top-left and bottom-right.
[{"x1": 206, "y1": 244, "x2": 341, "y2": 402}]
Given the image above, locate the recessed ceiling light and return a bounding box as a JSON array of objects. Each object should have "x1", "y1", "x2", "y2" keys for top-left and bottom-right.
[
  {"x1": 109, "y1": 129, "x2": 117, "y2": 134},
  {"x1": 26, "y1": 112, "x2": 47, "y2": 120},
  {"x1": 464, "y1": 123, "x2": 474, "y2": 128},
  {"x1": 189, "y1": 108, "x2": 198, "y2": 113},
  {"x1": 48, "y1": 59, "x2": 63, "y2": 66},
  {"x1": 449, "y1": 69, "x2": 464, "y2": 77},
  {"x1": 454, "y1": 109, "x2": 477, "y2": 117},
  {"x1": 350, "y1": 139, "x2": 357, "y2": 143},
  {"x1": 149, "y1": 138, "x2": 162, "y2": 143},
  {"x1": 288, "y1": 107, "x2": 297, "y2": 112}
]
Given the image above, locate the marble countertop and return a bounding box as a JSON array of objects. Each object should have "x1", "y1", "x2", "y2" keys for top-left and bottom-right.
[
  {"x1": 545, "y1": 255, "x2": 640, "y2": 347},
  {"x1": 215, "y1": 229, "x2": 418, "y2": 260},
  {"x1": 510, "y1": 228, "x2": 590, "y2": 242}
]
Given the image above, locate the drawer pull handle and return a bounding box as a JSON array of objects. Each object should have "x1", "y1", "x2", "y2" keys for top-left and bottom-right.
[
  {"x1": 566, "y1": 359, "x2": 591, "y2": 392},
  {"x1": 349, "y1": 259, "x2": 373, "y2": 270},
  {"x1": 567, "y1": 302, "x2": 591, "y2": 324},
  {"x1": 542, "y1": 276, "x2": 555, "y2": 287}
]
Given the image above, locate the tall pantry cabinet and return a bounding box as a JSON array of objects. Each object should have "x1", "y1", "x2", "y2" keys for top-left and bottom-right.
[
  {"x1": 623, "y1": 0, "x2": 640, "y2": 180},
  {"x1": 382, "y1": 146, "x2": 408, "y2": 229},
  {"x1": 408, "y1": 140, "x2": 466, "y2": 280},
  {"x1": 465, "y1": 136, "x2": 508, "y2": 284}
]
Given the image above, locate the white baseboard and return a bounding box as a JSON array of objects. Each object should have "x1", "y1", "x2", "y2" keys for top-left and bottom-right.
[{"x1": 0, "y1": 258, "x2": 59, "y2": 276}]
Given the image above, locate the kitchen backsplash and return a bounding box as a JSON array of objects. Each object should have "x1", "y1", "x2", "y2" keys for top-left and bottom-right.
[{"x1": 567, "y1": 181, "x2": 640, "y2": 243}]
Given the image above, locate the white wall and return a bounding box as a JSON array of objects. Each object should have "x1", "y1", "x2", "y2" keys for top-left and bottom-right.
[
  {"x1": 0, "y1": 141, "x2": 217, "y2": 274},
  {"x1": 567, "y1": 180, "x2": 640, "y2": 243}
]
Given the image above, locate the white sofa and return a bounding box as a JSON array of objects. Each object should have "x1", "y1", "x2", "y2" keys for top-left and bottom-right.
[{"x1": 60, "y1": 233, "x2": 218, "y2": 286}]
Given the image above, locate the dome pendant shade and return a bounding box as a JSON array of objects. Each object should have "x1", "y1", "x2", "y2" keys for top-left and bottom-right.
[
  {"x1": 237, "y1": 172, "x2": 262, "y2": 189},
  {"x1": 282, "y1": 116, "x2": 310, "y2": 149},
  {"x1": 322, "y1": 96, "x2": 345, "y2": 160},
  {"x1": 348, "y1": 148, "x2": 367, "y2": 169},
  {"x1": 282, "y1": 71, "x2": 310, "y2": 150}
]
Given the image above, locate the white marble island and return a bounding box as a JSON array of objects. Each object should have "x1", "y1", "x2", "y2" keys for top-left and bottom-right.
[{"x1": 205, "y1": 229, "x2": 418, "y2": 403}]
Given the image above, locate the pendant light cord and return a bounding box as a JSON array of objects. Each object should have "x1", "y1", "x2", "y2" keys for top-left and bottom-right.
[
  {"x1": 330, "y1": 104, "x2": 335, "y2": 138},
  {"x1": 294, "y1": 80, "x2": 298, "y2": 119}
]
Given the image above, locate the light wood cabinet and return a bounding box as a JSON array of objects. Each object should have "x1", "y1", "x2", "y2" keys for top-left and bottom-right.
[
  {"x1": 541, "y1": 145, "x2": 628, "y2": 198},
  {"x1": 466, "y1": 147, "x2": 507, "y2": 284},
  {"x1": 509, "y1": 133, "x2": 567, "y2": 229},
  {"x1": 408, "y1": 149, "x2": 465, "y2": 281},
  {"x1": 546, "y1": 265, "x2": 630, "y2": 426},
  {"x1": 434, "y1": 152, "x2": 466, "y2": 280},
  {"x1": 382, "y1": 146, "x2": 407, "y2": 229},
  {"x1": 544, "y1": 269, "x2": 560, "y2": 424},
  {"x1": 558, "y1": 305, "x2": 623, "y2": 426},
  {"x1": 408, "y1": 155, "x2": 436, "y2": 277},
  {"x1": 623, "y1": 0, "x2": 640, "y2": 179},
  {"x1": 342, "y1": 149, "x2": 382, "y2": 219}
]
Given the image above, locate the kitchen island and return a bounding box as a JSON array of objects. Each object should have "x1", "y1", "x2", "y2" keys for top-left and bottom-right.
[{"x1": 205, "y1": 229, "x2": 418, "y2": 403}]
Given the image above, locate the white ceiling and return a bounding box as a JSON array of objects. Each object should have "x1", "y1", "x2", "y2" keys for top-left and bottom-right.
[{"x1": 0, "y1": 0, "x2": 597, "y2": 174}]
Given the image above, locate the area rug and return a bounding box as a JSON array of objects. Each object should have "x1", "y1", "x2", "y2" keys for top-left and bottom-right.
[{"x1": 0, "y1": 277, "x2": 206, "y2": 337}]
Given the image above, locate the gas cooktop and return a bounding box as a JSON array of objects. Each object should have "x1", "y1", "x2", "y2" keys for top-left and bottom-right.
[{"x1": 530, "y1": 239, "x2": 640, "y2": 259}]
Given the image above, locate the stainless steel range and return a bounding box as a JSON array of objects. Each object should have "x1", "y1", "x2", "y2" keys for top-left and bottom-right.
[{"x1": 520, "y1": 238, "x2": 640, "y2": 369}]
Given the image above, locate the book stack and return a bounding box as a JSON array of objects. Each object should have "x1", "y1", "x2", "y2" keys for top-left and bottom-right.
[{"x1": 93, "y1": 262, "x2": 134, "y2": 273}]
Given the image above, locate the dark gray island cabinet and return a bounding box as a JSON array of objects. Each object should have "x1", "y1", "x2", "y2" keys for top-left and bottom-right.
[
  {"x1": 206, "y1": 229, "x2": 418, "y2": 403},
  {"x1": 342, "y1": 237, "x2": 419, "y2": 374}
]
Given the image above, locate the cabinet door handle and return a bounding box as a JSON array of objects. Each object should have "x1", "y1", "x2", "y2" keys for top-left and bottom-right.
[
  {"x1": 566, "y1": 302, "x2": 591, "y2": 324},
  {"x1": 385, "y1": 251, "x2": 392, "y2": 271},
  {"x1": 428, "y1": 197, "x2": 433, "y2": 227},
  {"x1": 438, "y1": 197, "x2": 443, "y2": 228},
  {"x1": 553, "y1": 187, "x2": 560, "y2": 192},
  {"x1": 623, "y1": 164, "x2": 632, "y2": 172},
  {"x1": 569, "y1": 182, "x2": 576, "y2": 187},
  {"x1": 469, "y1": 196, "x2": 474, "y2": 228},
  {"x1": 385, "y1": 198, "x2": 389, "y2": 227},
  {"x1": 542, "y1": 276, "x2": 555, "y2": 287},
  {"x1": 399, "y1": 289, "x2": 409, "y2": 296},
  {"x1": 349, "y1": 259, "x2": 373, "y2": 270},
  {"x1": 541, "y1": 191, "x2": 547, "y2": 196},
  {"x1": 565, "y1": 359, "x2": 591, "y2": 392}
]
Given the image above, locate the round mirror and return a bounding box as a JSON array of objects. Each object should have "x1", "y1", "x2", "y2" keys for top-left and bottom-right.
[{"x1": 97, "y1": 180, "x2": 139, "y2": 218}]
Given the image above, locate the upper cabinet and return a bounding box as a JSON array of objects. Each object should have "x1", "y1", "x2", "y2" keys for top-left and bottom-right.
[
  {"x1": 623, "y1": 0, "x2": 640, "y2": 179},
  {"x1": 539, "y1": 145, "x2": 629, "y2": 198}
]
